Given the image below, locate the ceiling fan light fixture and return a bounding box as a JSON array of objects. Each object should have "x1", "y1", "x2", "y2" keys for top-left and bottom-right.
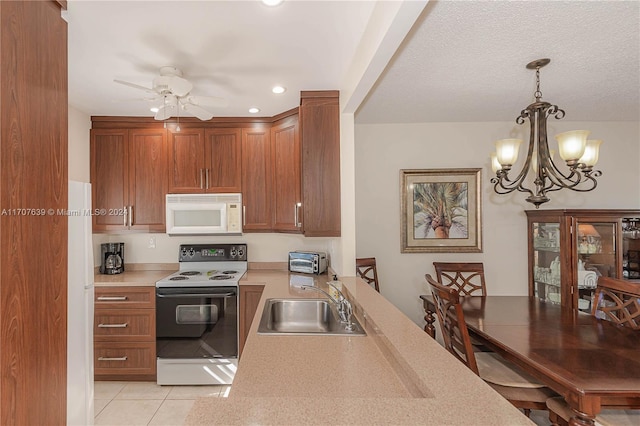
[
  {"x1": 272, "y1": 85, "x2": 286, "y2": 94},
  {"x1": 248, "y1": 107, "x2": 260, "y2": 114}
]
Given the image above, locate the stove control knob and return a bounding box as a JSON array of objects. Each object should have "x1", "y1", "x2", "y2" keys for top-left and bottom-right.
[
  {"x1": 230, "y1": 248, "x2": 237, "y2": 257},
  {"x1": 188, "y1": 248, "x2": 195, "y2": 257},
  {"x1": 180, "y1": 248, "x2": 188, "y2": 258},
  {"x1": 237, "y1": 248, "x2": 244, "y2": 258}
]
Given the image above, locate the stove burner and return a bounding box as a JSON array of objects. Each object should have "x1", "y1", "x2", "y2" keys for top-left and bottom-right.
[
  {"x1": 209, "y1": 275, "x2": 233, "y2": 280},
  {"x1": 222, "y1": 270, "x2": 237, "y2": 275},
  {"x1": 169, "y1": 276, "x2": 189, "y2": 281},
  {"x1": 180, "y1": 271, "x2": 201, "y2": 276}
]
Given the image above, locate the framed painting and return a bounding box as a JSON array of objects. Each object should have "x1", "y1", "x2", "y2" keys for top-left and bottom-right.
[{"x1": 400, "y1": 168, "x2": 482, "y2": 253}]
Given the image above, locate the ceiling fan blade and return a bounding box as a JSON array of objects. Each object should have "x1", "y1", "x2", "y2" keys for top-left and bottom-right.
[
  {"x1": 114, "y1": 79, "x2": 156, "y2": 94},
  {"x1": 181, "y1": 102, "x2": 214, "y2": 121},
  {"x1": 185, "y1": 95, "x2": 229, "y2": 109}
]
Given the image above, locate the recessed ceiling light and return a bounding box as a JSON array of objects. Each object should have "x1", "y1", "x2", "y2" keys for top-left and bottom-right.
[
  {"x1": 248, "y1": 107, "x2": 260, "y2": 114},
  {"x1": 262, "y1": 0, "x2": 283, "y2": 6},
  {"x1": 272, "y1": 86, "x2": 286, "y2": 94},
  {"x1": 150, "y1": 107, "x2": 159, "y2": 113}
]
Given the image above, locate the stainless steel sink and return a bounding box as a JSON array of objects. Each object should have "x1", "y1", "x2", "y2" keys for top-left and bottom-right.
[{"x1": 256, "y1": 298, "x2": 366, "y2": 336}]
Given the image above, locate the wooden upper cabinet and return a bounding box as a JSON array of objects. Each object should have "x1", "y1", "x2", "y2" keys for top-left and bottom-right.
[
  {"x1": 90, "y1": 128, "x2": 167, "y2": 233},
  {"x1": 91, "y1": 129, "x2": 129, "y2": 232},
  {"x1": 271, "y1": 113, "x2": 301, "y2": 232},
  {"x1": 205, "y1": 128, "x2": 242, "y2": 193},
  {"x1": 168, "y1": 127, "x2": 241, "y2": 193},
  {"x1": 128, "y1": 129, "x2": 168, "y2": 232},
  {"x1": 168, "y1": 128, "x2": 205, "y2": 193},
  {"x1": 300, "y1": 91, "x2": 341, "y2": 237},
  {"x1": 241, "y1": 127, "x2": 272, "y2": 231}
]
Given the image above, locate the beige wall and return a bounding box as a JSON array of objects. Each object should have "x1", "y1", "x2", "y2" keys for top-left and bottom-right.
[
  {"x1": 354, "y1": 120, "x2": 640, "y2": 325},
  {"x1": 68, "y1": 106, "x2": 91, "y2": 182}
]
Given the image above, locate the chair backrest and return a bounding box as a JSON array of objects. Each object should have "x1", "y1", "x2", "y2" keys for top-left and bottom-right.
[
  {"x1": 425, "y1": 273, "x2": 478, "y2": 375},
  {"x1": 433, "y1": 262, "x2": 487, "y2": 296},
  {"x1": 356, "y1": 257, "x2": 380, "y2": 292},
  {"x1": 591, "y1": 276, "x2": 640, "y2": 329}
]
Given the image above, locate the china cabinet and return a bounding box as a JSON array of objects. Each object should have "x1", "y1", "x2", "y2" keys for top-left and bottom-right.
[{"x1": 526, "y1": 209, "x2": 640, "y2": 312}]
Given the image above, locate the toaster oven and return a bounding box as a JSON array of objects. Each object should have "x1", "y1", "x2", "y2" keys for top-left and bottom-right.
[{"x1": 288, "y1": 251, "x2": 328, "y2": 275}]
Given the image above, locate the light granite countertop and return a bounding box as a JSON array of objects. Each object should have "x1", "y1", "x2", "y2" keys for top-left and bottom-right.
[{"x1": 183, "y1": 269, "x2": 534, "y2": 425}]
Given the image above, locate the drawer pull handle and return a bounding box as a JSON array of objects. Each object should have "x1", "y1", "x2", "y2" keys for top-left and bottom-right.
[
  {"x1": 97, "y1": 296, "x2": 128, "y2": 301},
  {"x1": 98, "y1": 323, "x2": 129, "y2": 328},
  {"x1": 98, "y1": 356, "x2": 128, "y2": 361}
]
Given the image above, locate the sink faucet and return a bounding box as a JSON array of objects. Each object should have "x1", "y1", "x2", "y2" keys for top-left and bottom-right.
[{"x1": 300, "y1": 283, "x2": 355, "y2": 331}]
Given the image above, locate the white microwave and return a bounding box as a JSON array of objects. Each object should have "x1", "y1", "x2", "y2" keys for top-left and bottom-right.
[{"x1": 166, "y1": 193, "x2": 242, "y2": 235}]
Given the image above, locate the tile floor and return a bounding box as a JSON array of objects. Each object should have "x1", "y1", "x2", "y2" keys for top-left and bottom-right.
[{"x1": 94, "y1": 381, "x2": 230, "y2": 426}]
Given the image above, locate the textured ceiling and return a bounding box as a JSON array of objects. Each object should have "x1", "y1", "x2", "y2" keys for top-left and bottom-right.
[
  {"x1": 356, "y1": 0, "x2": 640, "y2": 123},
  {"x1": 67, "y1": 1, "x2": 639, "y2": 124}
]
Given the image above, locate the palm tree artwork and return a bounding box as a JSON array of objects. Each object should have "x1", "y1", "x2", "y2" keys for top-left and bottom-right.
[{"x1": 413, "y1": 182, "x2": 468, "y2": 239}]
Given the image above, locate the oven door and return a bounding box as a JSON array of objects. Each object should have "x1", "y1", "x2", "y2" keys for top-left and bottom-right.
[{"x1": 156, "y1": 286, "x2": 237, "y2": 359}]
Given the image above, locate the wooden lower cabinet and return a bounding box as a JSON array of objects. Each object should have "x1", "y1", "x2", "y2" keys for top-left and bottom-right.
[
  {"x1": 94, "y1": 286, "x2": 156, "y2": 381},
  {"x1": 238, "y1": 284, "x2": 265, "y2": 356}
]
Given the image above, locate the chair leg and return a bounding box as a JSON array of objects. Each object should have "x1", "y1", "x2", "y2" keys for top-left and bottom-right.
[{"x1": 523, "y1": 408, "x2": 531, "y2": 417}]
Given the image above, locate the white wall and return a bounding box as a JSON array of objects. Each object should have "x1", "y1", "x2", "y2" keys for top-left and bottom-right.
[
  {"x1": 68, "y1": 106, "x2": 91, "y2": 182},
  {"x1": 354, "y1": 121, "x2": 640, "y2": 325}
]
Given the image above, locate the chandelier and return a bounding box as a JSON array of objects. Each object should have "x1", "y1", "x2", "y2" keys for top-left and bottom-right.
[{"x1": 490, "y1": 58, "x2": 602, "y2": 208}]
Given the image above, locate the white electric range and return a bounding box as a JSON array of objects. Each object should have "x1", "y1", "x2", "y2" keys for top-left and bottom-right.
[{"x1": 155, "y1": 243, "x2": 247, "y2": 385}]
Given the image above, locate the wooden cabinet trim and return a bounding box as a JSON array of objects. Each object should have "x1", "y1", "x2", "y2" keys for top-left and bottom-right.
[{"x1": 239, "y1": 285, "x2": 265, "y2": 356}]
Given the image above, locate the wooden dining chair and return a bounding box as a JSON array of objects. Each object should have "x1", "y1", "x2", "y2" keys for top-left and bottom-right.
[
  {"x1": 433, "y1": 262, "x2": 487, "y2": 296},
  {"x1": 426, "y1": 274, "x2": 556, "y2": 417},
  {"x1": 547, "y1": 276, "x2": 640, "y2": 425},
  {"x1": 591, "y1": 276, "x2": 640, "y2": 329},
  {"x1": 356, "y1": 257, "x2": 380, "y2": 292}
]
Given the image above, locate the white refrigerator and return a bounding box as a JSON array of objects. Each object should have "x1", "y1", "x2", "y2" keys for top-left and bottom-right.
[{"x1": 67, "y1": 181, "x2": 95, "y2": 425}]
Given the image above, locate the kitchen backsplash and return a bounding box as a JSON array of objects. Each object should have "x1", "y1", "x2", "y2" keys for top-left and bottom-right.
[{"x1": 92, "y1": 233, "x2": 336, "y2": 268}]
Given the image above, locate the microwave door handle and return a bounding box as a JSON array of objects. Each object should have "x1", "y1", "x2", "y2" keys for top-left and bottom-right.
[{"x1": 243, "y1": 205, "x2": 246, "y2": 226}]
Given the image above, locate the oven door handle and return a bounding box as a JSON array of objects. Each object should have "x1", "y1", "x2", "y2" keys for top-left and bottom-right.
[{"x1": 156, "y1": 292, "x2": 235, "y2": 298}]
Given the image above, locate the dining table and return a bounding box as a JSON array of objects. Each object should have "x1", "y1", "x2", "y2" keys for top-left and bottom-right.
[{"x1": 419, "y1": 295, "x2": 640, "y2": 426}]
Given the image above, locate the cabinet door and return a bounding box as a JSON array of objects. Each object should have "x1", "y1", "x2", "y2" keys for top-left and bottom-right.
[
  {"x1": 205, "y1": 128, "x2": 242, "y2": 193},
  {"x1": 300, "y1": 92, "x2": 341, "y2": 237},
  {"x1": 238, "y1": 284, "x2": 265, "y2": 356},
  {"x1": 271, "y1": 115, "x2": 301, "y2": 232},
  {"x1": 168, "y1": 128, "x2": 205, "y2": 193},
  {"x1": 530, "y1": 219, "x2": 563, "y2": 306},
  {"x1": 241, "y1": 127, "x2": 272, "y2": 231},
  {"x1": 128, "y1": 129, "x2": 168, "y2": 232},
  {"x1": 91, "y1": 129, "x2": 128, "y2": 232}
]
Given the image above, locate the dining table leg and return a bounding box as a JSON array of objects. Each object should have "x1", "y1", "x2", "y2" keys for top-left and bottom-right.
[{"x1": 568, "y1": 406, "x2": 596, "y2": 426}]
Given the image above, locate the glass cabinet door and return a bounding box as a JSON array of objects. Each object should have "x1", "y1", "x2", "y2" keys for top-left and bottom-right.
[
  {"x1": 622, "y1": 217, "x2": 640, "y2": 280},
  {"x1": 575, "y1": 220, "x2": 617, "y2": 312},
  {"x1": 532, "y1": 221, "x2": 562, "y2": 305}
]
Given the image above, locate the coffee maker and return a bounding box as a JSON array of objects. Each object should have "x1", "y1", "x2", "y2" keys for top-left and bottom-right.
[{"x1": 100, "y1": 242, "x2": 125, "y2": 274}]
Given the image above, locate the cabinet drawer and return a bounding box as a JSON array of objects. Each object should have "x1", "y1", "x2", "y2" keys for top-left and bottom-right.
[
  {"x1": 95, "y1": 286, "x2": 155, "y2": 309},
  {"x1": 94, "y1": 341, "x2": 156, "y2": 376},
  {"x1": 94, "y1": 309, "x2": 155, "y2": 341}
]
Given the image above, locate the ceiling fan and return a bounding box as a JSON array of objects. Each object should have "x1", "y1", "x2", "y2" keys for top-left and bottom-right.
[{"x1": 114, "y1": 66, "x2": 228, "y2": 121}]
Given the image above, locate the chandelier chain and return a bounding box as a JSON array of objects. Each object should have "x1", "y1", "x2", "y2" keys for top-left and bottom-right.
[{"x1": 534, "y1": 67, "x2": 542, "y2": 101}]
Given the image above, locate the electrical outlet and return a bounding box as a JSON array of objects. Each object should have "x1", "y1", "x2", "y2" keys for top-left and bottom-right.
[{"x1": 148, "y1": 236, "x2": 156, "y2": 249}]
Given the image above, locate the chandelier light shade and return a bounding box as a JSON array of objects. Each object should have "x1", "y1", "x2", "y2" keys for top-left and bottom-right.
[{"x1": 490, "y1": 58, "x2": 602, "y2": 208}]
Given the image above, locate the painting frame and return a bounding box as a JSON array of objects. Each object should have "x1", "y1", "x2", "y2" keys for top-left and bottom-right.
[{"x1": 400, "y1": 168, "x2": 482, "y2": 253}]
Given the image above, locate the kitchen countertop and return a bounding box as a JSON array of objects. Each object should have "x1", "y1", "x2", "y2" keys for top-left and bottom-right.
[
  {"x1": 183, "y1": 269, "x2": 534, "y2": 425},
  {"x1": 94, "y1": 269, "x2": 172, "y2": 286}
]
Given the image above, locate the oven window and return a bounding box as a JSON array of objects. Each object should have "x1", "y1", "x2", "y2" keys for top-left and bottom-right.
[
  {"x1": 174, "y1": 210, "x2": 222, "y2": 227},
  {"x1": 176, "y1": 304, "x2": 219, "y2": 324}
]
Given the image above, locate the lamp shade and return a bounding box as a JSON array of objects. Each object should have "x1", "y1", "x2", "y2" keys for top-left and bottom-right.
[
  {"x1": 491, "y1": 153, "x2": 502, "y2": 173},
  {"x1": 578, "y1": 139, "x2": 602, "y2": 167},
  {"x1": 495, "y1": 138, "x2": 522, "y2": 166},
  {"x1": 555, "y1": 130, "x2": 589, "y2": 162}
]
